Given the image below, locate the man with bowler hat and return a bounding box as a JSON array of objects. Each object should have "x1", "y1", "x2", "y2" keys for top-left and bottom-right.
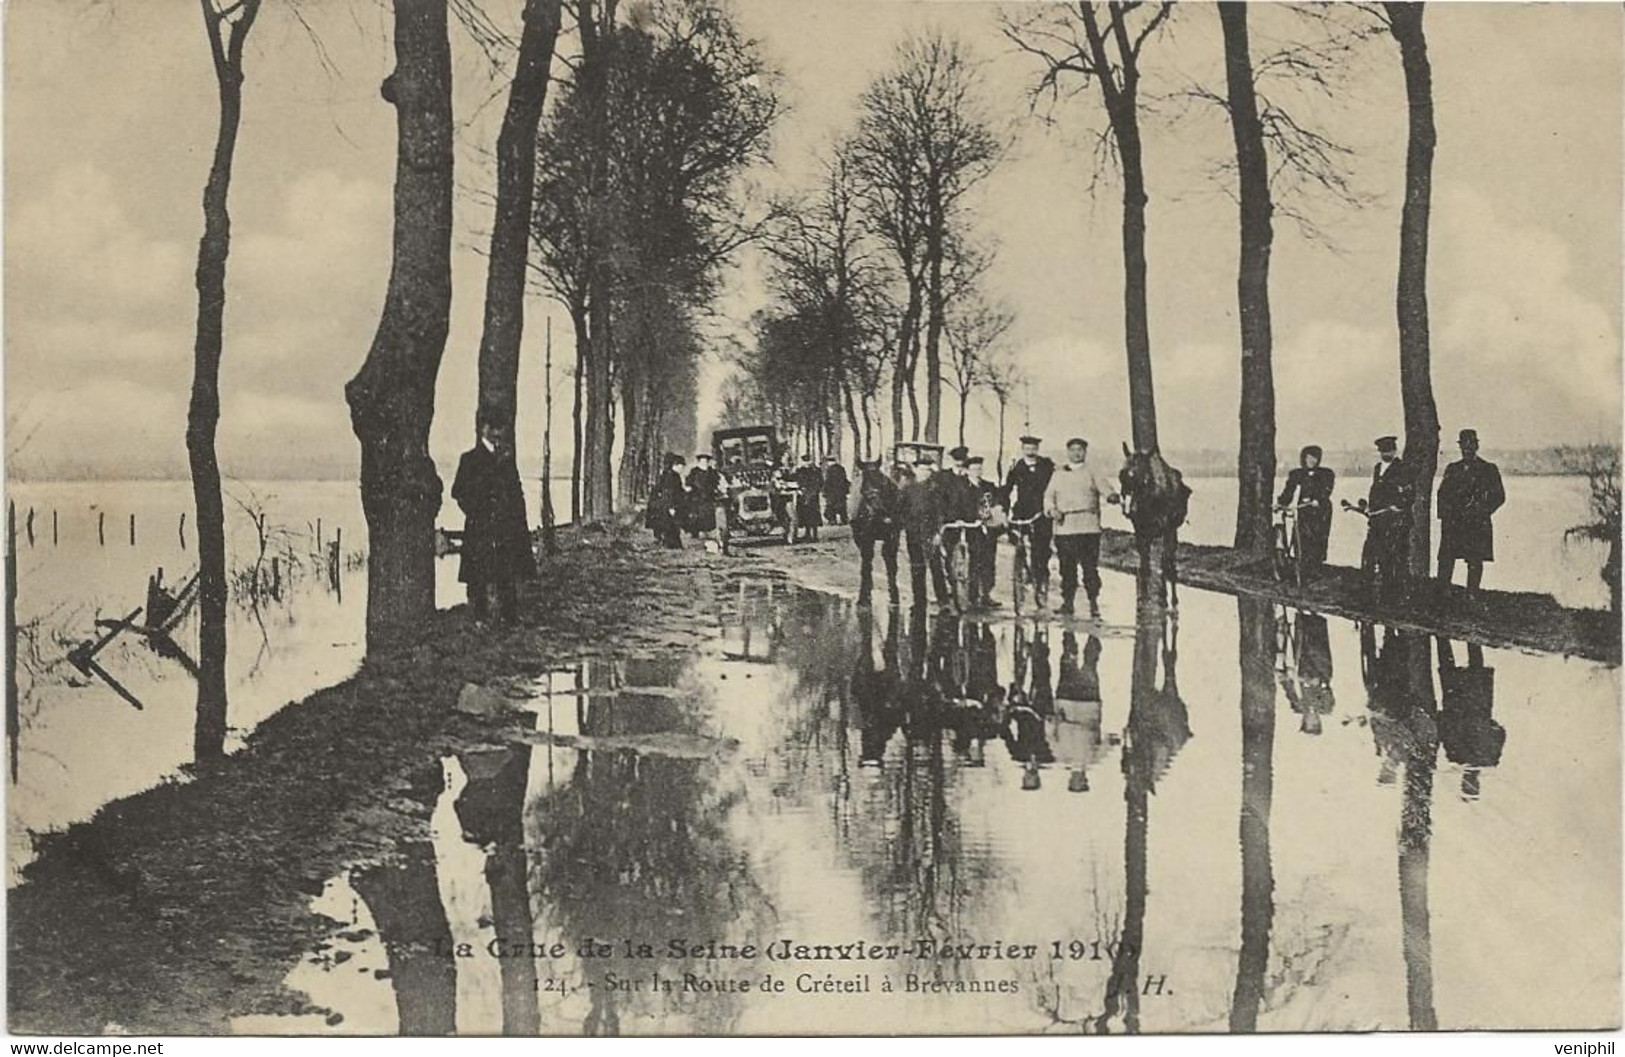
[{"x1": 1436, "y1": 428, "x2": 1505, "y2": 593}]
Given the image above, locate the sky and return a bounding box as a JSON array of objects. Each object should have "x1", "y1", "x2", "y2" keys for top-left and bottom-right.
[{"x1": 4, "y1": 0, "x2": 1621, "y2": 481}]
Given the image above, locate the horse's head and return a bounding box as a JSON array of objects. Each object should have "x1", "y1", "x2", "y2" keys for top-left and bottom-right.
[{"x1": 1117, "y1": 443, "x2": 1191, "y2": 534}]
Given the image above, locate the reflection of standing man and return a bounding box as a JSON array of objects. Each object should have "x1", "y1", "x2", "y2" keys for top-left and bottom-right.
[
  {"x1": 452, "y1": 422, "x2": 535, "y2": 626},
  {"x1": 1053, "y1": 631, "x2": 1105, "y2": 792},
  {"x1": 1435, "y1": 429, "x2": 1505, "y2": 594},
  {"x1": 1286, "y1": 612, "x2": 1335, "y2": 735},
  {"x1": 1436, "y1": 638, "x2": 1503, "y2": 801}
]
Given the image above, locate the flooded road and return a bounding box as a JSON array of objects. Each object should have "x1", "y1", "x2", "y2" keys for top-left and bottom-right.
[{"x1": 241, "y1": 566, "x2": 1619, "y2": 1035}]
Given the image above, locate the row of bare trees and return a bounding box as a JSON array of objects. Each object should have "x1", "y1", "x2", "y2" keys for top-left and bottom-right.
[
  {"x1": 1003, "y1": 2, "x2": 1442, "y2": 575},
  {"x1": 183, "y1": 0, "x2": 774, "y2": 756},
  {"x1": 723, "y1": 32, "x2": 1020, "y2": 463}
]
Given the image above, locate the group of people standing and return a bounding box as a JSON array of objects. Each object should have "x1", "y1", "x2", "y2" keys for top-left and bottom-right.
[
  {"x1": 1275, "y1": 427, "x2": 1507, "y2": 601},
  {"x1": 645, "y1": 449, "x2": 854, "y2": 549},
  {"x1": 850, "y1": 434, "x2": 1121, "y2": 618}
]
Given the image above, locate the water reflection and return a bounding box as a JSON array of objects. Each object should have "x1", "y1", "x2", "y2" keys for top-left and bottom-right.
[{"x1": 267, "y1": 574, "x2": 1616, "y2": 1036}]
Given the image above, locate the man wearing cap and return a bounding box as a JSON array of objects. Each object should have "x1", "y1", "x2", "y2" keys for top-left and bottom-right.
[
  {"x1": 793, "y1": 453, "x2": 824, "y2": 542},
  {"x1": 685, "y1": 452, "x2": 722, "y2": 540},
  {"x1": 823, "y1": 456, "x2": 850, "y2": 526},
  {"x1": 1005, "y1": 435, "x2": 1057, "y2": 606},
  {"x1": 849, "y1": 458, "x2": 902, "y2": 606},
  {"x1": 1045, "y1": 437, "x2": 1118, "y2": 617},
  {"x1": 1436, "y1": 428, "x2": 1505, "y2": 593},
  {"x1": 935, "y1": 446, "x2": 981, "y2": 604},
  {"x1": 967, "y1": 455, "x2": 1005, "y2": 606},
  {"x1": 1363, "y1": 435, "x2": 1414, "y2": 600},
  {"x1": 900, "y1": 455, "x2": 951, "y2": 607}
]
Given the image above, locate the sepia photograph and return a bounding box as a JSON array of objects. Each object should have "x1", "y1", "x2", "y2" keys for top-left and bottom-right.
[{"x1": 3, "y1": 0, "x2": 1621, "y2": 1039}]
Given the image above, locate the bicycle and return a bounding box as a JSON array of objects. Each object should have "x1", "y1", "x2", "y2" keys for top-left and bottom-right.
[
  {"x1": 1006, "y1": 513, "x2": 1044, "y2": 616},
  {"x1": 1271, "y1": 501, "x2": 1314, "y2": 588},
  {"x1": 939, "y1": 519, "x2": 982, "y2": 612}
]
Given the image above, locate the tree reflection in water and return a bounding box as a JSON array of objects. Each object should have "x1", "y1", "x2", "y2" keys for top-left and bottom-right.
[
  {"x1": 1362, "y1": 624, "x2": 1441, "y2": 1031},
  {"x1": 351, "y1": 841, "x2": 458, "y2": 1035},
  {"x1": 1230, "y1": 598, "x2": 1276, "y2": 1031}
]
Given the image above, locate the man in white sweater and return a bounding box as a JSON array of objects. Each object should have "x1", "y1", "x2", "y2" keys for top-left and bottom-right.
[{"x1": 1044, "y1": 437, "x2": 1119, "y2": 616}]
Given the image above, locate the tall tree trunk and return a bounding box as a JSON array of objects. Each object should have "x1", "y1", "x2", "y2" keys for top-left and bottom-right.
[
  {"x1": 570, "y1": 305, "x2": 587, "y2": 522},
  {"x1": 189, "y1": 0, "x2": 261, "y2": 761},
  {"x1": 1117, "y1": 105, "x2": 1159, "y2": 454},
  {"x1": 956, "y1": 388, "x2": 968, "y2": 449},
  {"x1": 923, "y1": 220, "x2": 945, "y2": 444},
  {"x1": 995, "y1": 395, "x2": 1006, "y2": 472},
  {"x1": 579, "y1": 0, "x2": 619, "y2": 522},
  {"x1": 345, "y1": 0, "x2": 454, "y2": 651},
  {"x1": 1230, "y1": 597, "x2": 1276, "y2": 1032},
  {"x1": 541, "y1": 316, "x2": 558, "y2": 552},
  {"x1": 1387, "y1": 2, "x2": 1440, "y2": 577},
  {"x1": 353, "y1": 847, "x2": 458, "y2": 1035},
  {"x1": 890, "y1": 283, "x2": 921, "y2": 448},
  {"x1": 841, "y1": 380, "x2": 862, "y2": 462},
  {"x1": 1222, "y1": 3, "x2": 1277, "y2": 556},
  {"x1": 475, "y1": 0, "x2": 563, "y2": 436}
]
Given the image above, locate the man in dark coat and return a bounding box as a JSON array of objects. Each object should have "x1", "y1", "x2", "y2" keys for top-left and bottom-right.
[
  {"x1": 685, "y1": 452, "x2": 722, "y2": 539},
  {"x1": 793, "y1": 454, "x2": 824, "y2": 542},
  {"x1": 1436, "y1": 428, "x2": 1506, "y2": 592},
  {"x1": 822, "y1": 457, "x2": 850, "y2": 526},
  {"x1": 452, "y1": 422, "x2": 536, "y2": 625},
  {"x1": 967, "y1": 455, "x2": 1005, "y2": 607},
  {"x1": 900, "y1": 456, "x2": 951, "y2": 608},
  {"x1": 1362, "y1": 435, "x2": 1414, "y2": 602},
  {"x1": 1004, "y1": 435, "x2": 1056, "y2": 607},
  {"x1": 648, "y1": 454, "x2": 687, "y2": 549},
  {"x1": 849, "y1": 459, "x2": 902, "y2": 607},
  {"x1": 1277, "y1": 444, "x2": 1336, "y2": 575}
]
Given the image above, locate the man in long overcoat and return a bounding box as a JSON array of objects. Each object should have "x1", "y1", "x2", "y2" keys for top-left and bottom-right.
[
  {"x1": 452, "y1": 422, "x2": 535, "y2": 625},
  {"x1": 822, "y1": 457, "x2": 850, "y2": 526},
  {"x1": 1436, "y1": 428, "x2": 1506, "y2": 592}
]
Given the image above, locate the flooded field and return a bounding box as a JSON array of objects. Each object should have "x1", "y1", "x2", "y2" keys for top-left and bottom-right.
[
  {"x1": 242, "y1": 566, "x2": 1619, "y2": 1035},
  {"x1": 4, "y1": 477, "x2": 569, "y2": 880}
]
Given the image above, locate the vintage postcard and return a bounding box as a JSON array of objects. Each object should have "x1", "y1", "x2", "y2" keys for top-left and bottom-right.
[{"x1": 4, "y1": 0, "x2": 1621, "y2": 1039}]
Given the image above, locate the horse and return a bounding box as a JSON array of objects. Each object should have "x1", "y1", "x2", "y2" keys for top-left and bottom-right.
[{"x1": 1117, "y1": 443, "x2": 1193, "y2": 610}]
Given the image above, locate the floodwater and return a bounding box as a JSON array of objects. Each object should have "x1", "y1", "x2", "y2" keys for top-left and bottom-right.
[
  {"x1": 244, "y1": 567, "x2": 1620, "y2": 1035},
  {"x1": 4, "y1": 478, "x2": 570, "y2": 881}
]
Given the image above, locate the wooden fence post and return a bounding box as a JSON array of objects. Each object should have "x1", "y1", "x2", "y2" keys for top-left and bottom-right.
[
  {"x1": 129, "y1": 513, "x2": 136, "y2": 547},
  {"x1": 179, "y1": 512, "x2": 187, "y2": 551},
  {"x1": 98, "y1": 512, "x2": 105, "y2": 547}
]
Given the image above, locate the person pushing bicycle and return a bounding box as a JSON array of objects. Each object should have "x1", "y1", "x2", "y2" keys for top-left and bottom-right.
[{"x1": 1276, "y1": 444, "x2": 1336, "y2": 578}]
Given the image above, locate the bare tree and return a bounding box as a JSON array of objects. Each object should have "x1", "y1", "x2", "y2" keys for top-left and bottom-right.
[
  {"x1": 1005, "y1": 1, "x2": 1173, "y2": 454},
  {"x1": 344, "y1": 0, "x2": 455, "y2": 649},
  {"x1": 1219, "y1": 3, "x2": 1276, "y2": 558},
  {"x1": 1383, "y1": 2, "x2": 1441, "y2": 576},
  {"x1": 474, "y1": 0, "x2": 565, "y2": 438},
  {"x1": 943, "y1": 290, "x2": 1013, "y2": 450},
  {"x1": 849, "y1": 33, "x2": 1002, "y2": 445},
  {"x1": 188, "y1": 0, "x2": 262, "y2": 761}
]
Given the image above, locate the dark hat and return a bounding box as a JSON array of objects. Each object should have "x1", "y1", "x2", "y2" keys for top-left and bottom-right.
[
  {"x1": 915, "y1": 453, "x2": 937, "y2": 467},
  {"x1": 824, "y1": 455, "x2": 838, "y2": 462},
  {"x1": 967, "y1": 455, "x2": 985, "y2": 466},
  {"x1": 1300, "y1": 444, "x2": 1323, "y2": 462},
  {"x1": 1374, "y1": 435, "x2": 1399, "y2": 452},
  {"x1": 1458, "y1": 428, "x2": 1479, "y2": 444},
  {"x1": 1066, "y1": 436, "x2": 1088, "y2": 448},
  {"x1": 800, "y1": 453, "x2": 813, "y2": 463},
  {"x1": 695, "y1": 452, "x2": 712, "y2": 461},
  {"x1": 1019, "y1": 435, "x2": 1042, "y2": 446},
  {"x1": 948, "y1": 445, "x2": 969, "y2": 462},
  {"x1": 858, "y1": 458, "x2": 882, "y2": 470}
]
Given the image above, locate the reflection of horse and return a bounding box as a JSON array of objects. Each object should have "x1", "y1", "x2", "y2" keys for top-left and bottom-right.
[{"x1": 1117, "y1": 445, "x2": 1192, "y2": 609}]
